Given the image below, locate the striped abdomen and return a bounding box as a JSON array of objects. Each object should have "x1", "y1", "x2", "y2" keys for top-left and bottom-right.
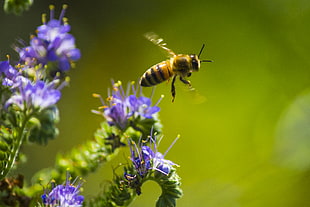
[{"x1": 140, "y1": 60, "x2": 174, "y2": 87}]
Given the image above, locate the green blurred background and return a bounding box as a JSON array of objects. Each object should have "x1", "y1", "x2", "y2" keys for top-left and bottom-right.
[{"x1": 1, "y1": 0, "x2": 310, "y2": 206}]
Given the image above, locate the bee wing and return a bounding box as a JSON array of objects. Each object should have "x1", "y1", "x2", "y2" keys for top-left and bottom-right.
[
  {"x1": 186, "y1": 86, "x2": 207, "y2": 104},
  {"x1": 144, "y1": 32, "x2": 176, "y2": 57}
]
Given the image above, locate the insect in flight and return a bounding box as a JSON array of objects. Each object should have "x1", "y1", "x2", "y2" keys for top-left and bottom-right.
[{"x1": 139, "y1": 33, "x2": 212, "y2": 102}]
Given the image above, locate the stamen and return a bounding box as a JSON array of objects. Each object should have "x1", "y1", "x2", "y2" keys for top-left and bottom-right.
[
  {"x1": 62, "y1": 17, "x2": 68, "y2": 25},
  {"x1": 156, "y1": 135, "x2": 164, "y2": 149},
  {"x1": 133, "y1": 141, "x2": 141, "y2": 156},
  {"x1": 71, "y1": 176, "x2": 80, "y2": 186},
  {"x1": 138, "y1": 136, "x2": 143, "y2": 146},
  {"x1": 91, "y1": 109, "x2": 102, "y2": 115},
  {"x1": 65, "y1": 76, "x2": 71, "y2": 83},
  {"x1": 150, "y1": 86, "x2": 155, "y2": 100},
  {"x1": 126, "y1": 82, "x2": 132, "y2": 96},
  {"x1": 138, "y1": 81, "x2": 143, "y2": 97},
  {"x1": 70, "y1": 62, "x2": 76, "y2": 68},
  {"x1": 55, "y1": 72, "x2": 61, "y2": 78},
  {"x1": 132, "y1": 80, "x2": 139, "y2": 96},
  {"x1": 59, "y1": 4, "x2": 68, "y2": 22},
  {"x1": 113, "y1": 85, "x2": 119, "y2": 92},
  {"x1": 92, "y1": 93, "x2": 105, "y2": 105},
  {"x1": 106, "y1": 96, "x2": 113, "y2": 102},
  {"x1": 149, "y1": 127, "x2": 154, "y2": 142},
  {"x1": 163, "y1": 135, "x2": 180, "y2": 157},
  {"x1": 57, "y1": 77, "x2": 70, "y2": 90},
  {"x1": 66, "y1": 171, "x2": 71, "y2": 185},
  {"x1": 130, "y1": 81, "x2": 136, "y2": 96},
  {"x1": 48, "y1": 179, "x2": 55, "y2": 186},
  {"x1": 41, "y1": 13, "x2": 47, "y2": 24},
  {"x1": 49, "y1": 5, "x2": 55, "y2": 20},
  {"x1": 154, "y1": 94, "x2": 164, "y2": 107},
  {"x1": 107, "y1": 87, "x2": 111, "y2": 98},
  {"x1": 92, "y1": 93, "x2": 101, "y2": 98},
  {"x1": 115, "y1": 80, "x2": 122, "y2": 87},
  {"x1": 118, "y1": 81, "x2": 125, "y2": 98},
  {"x1": 98, "y1": 105, "x2": 107, "y2": 110}
]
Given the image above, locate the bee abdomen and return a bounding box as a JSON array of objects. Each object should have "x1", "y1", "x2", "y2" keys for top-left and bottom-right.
[{"x1": 140, "y1": 61, "x2": 173, "y2": 87}]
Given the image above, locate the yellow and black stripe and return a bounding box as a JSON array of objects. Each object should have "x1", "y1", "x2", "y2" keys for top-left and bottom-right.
[{"x1": 140, "y1": 60, "x2": 173, "y2": 87}]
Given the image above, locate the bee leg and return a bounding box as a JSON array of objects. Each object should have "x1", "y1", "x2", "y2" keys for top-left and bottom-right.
[
  {"x1": 179, "y1": 77, "x2": 192, "y2": 87},
  {"x1": 171, "y1": 75, "x2": 177, "y2": 102}
]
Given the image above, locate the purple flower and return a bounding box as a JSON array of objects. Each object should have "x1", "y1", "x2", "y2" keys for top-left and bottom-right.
[
  {"x1": 41, "y1": 174, "x2": 84, "y2": 206},
  {"x1": 0, "y1": 60, "x2": 10, "y2": 73},
  {"x1": 104, "y1": 102, "x2": 129, "y2": 130},
  {"x1": 0, "y1": 60, "x2": 21, "y2": 87},
  {"x1": 127, "y1": 95, "x2": 160, "y2": 118},
  {"x1": 5, "y1": 79, "x2": 61, "y2": 111},
  {"x1": 19, "y1": 38, "x2": 48, "y2": 66},
  {"x1": 128, "y1": 135, "x2": 179, "y2": 177},
  {"x1": 17, "y1": 5, "x2": 81, "y2": 71},
  {"x1": 93, "y1": 81, "x2": 161, "y2": 131},
  {"x1": 142, "y1": 145, "x2": 178, "y2": 176},
  {"x1": 128, "y1": 140, "x2": 150, "y2": 177}
]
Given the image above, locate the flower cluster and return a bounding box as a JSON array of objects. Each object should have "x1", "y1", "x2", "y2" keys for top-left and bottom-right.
[
  {"x1": 93, "y1": 81, "x2": 162, "y2": 133},
  {"x1": 0, "y1": 5, "x2": 79, "y2": 113},
  {"x1": 0, "y1": 4, "x2": 81, "y2": 184},
  {"x1": 5, "y1": 79, "x2": 61, "y2": 111},
  {"x1": 17, "y1": 5, "x2": 81, "y2": 72},
  {"x1": 41, "y1": 174, "x2": 84, "y2": 207}
]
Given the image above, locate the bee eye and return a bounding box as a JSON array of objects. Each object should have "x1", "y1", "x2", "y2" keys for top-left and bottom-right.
[{"x1": 192, "y1": 59, "x2": 199, "y2": 70}]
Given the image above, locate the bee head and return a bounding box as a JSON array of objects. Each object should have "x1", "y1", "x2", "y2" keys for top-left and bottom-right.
[{"x1": 189, "y1": 54, "x2": 200, "y2": 71}]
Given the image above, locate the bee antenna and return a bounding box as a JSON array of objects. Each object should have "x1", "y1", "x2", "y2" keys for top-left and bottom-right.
[
  {"x1": 201, "y1": 60, "x2": 213, "y2": 63},
  {"x1": 198, "y1": 44, "x2": 205, "y2": 58}
]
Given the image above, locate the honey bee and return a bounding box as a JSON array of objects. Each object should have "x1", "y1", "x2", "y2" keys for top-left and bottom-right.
[{"x1": 139, "y1": 33, "x2": 212, "y2": 102}]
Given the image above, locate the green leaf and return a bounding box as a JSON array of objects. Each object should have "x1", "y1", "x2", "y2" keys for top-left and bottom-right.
[{"x1": 4, "y1": 0, "x2": 33, "y2": 15}]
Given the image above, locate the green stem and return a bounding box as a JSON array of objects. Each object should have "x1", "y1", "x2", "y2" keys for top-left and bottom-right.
[{"x1": 0, "y1": 111, "x2": 31, "y2": 180}]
